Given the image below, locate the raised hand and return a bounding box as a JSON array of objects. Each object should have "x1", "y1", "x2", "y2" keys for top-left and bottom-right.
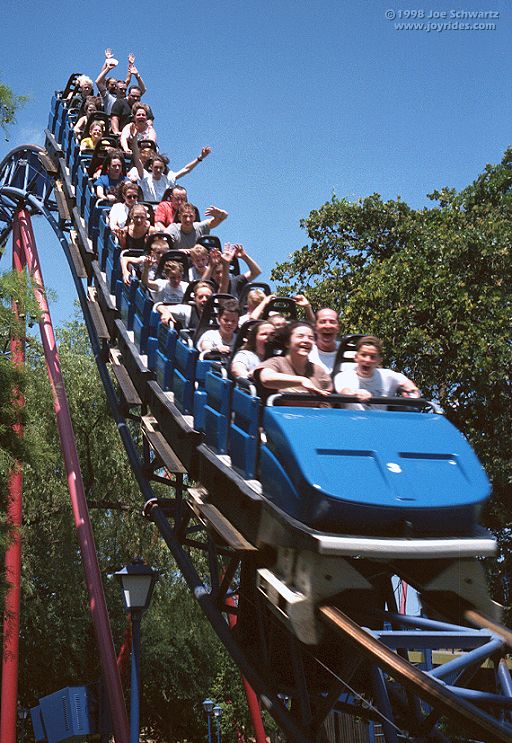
[
  {"x1": 232, "y1": 243, "x2": 246, "y2": 257},
  {"x1": 293, "y1": 294, "x2": 310, "y2": 307},
  {"x1": 222, "y1": 243, "x2": 236, "y2": 263},
  {"x1": 209, "y1": 248, "x2": 222, "y2": 265}
]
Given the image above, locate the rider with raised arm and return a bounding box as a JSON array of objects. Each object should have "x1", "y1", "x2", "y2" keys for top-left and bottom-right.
[
  {"x1": 334, "y1": 335, "x2": 419, "y2": 408},
  {"x1": 95, "y1": 52, "x2": 131, "y2": 115},
  {"x1": 203, "y1": 243, "x2": 261, "y2": 297},
  {"x1": 130, "y1": 139, "x2": 212, "y2": 201},
  {"x1": 165, "y1": 203, "x2": 228, "y2": 250}
]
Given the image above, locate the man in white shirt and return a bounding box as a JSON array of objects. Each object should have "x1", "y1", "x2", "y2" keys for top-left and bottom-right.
[
  {"x1": 334, "y1": 336, "x2": 419, "y2": 409},
  {"x1": 308, "y1": 308, "x2": 340, "y2": 373}
]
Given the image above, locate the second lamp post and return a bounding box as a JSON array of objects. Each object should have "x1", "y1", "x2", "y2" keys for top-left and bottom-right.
[
  {"x1": 115, "y1": 559, "x2": 159, "y2": 743},
  {"x1": 213, "y1": 704, "x2": 222, "y2": 743}
]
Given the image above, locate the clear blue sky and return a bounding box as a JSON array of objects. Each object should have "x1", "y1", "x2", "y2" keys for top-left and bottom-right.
[{"x1": 1, "y1": 0, "x2": 510, "y2": 325}]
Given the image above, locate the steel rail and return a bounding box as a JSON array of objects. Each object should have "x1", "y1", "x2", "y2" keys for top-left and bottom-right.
[{"x1": 319, "y1": 604, "x2": 512, "y2": 743}]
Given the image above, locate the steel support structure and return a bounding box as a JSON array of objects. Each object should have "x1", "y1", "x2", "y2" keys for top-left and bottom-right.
[
  {"x1": 1, "y1": 126, "x2": 512, "y2": 743},
  {"x1": 0, "y1": 217, "x2": 26, "y2": 743},
  {"x1": 2, "y1": 206, "x2": 130, "y2": 743}
]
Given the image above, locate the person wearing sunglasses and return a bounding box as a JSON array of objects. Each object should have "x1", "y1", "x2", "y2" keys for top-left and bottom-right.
[{"x1": 108, "y1": 182, "x2": 141, "y2": 230}]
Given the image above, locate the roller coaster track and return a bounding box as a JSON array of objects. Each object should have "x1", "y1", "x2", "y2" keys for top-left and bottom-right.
[{"x1": 1, "y1": 95, "x2": 512, "y2": 743}]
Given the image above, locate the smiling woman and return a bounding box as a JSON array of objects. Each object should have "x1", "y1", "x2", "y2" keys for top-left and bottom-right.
[{"x1": 254, "y1": 321, "x2": 333, "y2": 398}]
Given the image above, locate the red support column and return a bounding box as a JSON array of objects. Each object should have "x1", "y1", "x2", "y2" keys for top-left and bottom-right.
[
  {"x1": 15, "y1": 210, "x2": 129, "y2": 743},
  {"x1": 1, "y1": 217, "x2": 26, "y2": 743}
]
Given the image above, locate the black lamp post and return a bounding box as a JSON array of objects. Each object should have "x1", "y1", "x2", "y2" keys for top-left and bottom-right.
[
  {"x1": 115, "y1": 559, "x2": 158, "y2": 743},
  {"x1": 202, "y1": 698, "x2": 214, "y2": 743},
  {"x1": 213, "y1": 704, "x2": 222, "y2": 743}
]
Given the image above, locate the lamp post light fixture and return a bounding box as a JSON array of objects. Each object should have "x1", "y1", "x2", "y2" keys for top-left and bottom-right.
[
  {"x1": 115, "y1": 559, "x2": 159, "y2": 743},
  {"x1": 277, "y1": 692, "x2": 291, "y2": 709},
  {"x1": 202, "y1": 698, "x2": 214, "y2": 743},
  {"x1": 212, "y1": 704, "x2": 222, "y2": 743},
  {"x1": 17, "y1": 704, "x2": 29, "y2": 743}
]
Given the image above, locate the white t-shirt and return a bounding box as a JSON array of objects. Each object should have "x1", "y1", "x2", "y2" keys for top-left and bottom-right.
[
  {"x1": 151, "y1": 279, "x2": 188, "y2": 304},
  {"x1": 108, "y1": 202, "x2": 129, "y2": 229},
  {"x1": 127, "y1": 165, "x2": 151, "y2": 183},
  {"x1": 334, "y1": 367, "x2": 409, "y2": 409},
  {"x1": 139, "y1": 172, "x2": 178, "y2": 203},
  {"x1": 231, "y1": 349, "x2": 260, "y2": 378},
  {"x1": 309, "y1": 341, "x2": 340, "y2": 373},
  {"x1": 197, "y1": 329, "x2": 236, "y2": 352}
]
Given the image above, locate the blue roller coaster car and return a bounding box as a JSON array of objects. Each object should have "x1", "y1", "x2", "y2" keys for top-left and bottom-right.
[{"x1": 259, "y1": 397, "x2": 490, "y2": 537}]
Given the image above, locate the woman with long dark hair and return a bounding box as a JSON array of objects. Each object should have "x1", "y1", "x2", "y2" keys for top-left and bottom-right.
[
  {"x1": 231, "y1": 321, "x2": 275, "y2": 379},
  {"x1": 95, "y1": 150, "x2": 128, "y2": 201},
  {"x1": 115, "y1": 203, "x2": 155, "y2": 251},
  {"x1": 255, "y1": 321, "x2": 332, "y2": 398}
]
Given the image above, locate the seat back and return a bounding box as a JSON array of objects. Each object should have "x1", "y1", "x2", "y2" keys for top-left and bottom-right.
[
  {"x1": 172, "y1": 334, "x2": 198, "y2": 414},
  {"x1": 118, "y1": 276, "x2": 138, "y2": 328},
  {"x1": 261, "y1": 296, "x2": 297, "y2": 321},
  {"x1": 237, "y1": 282, "x2": 272, "y2": 312},
  {"x1": 203, "y1": 367, "x2": 233, "y2": 454},
  {"x1": 105, "y1": 241, "x2": 121, "y2": 295},
  {"x1": 82, "y1": 112, "x2": 111, "y2": 138},
  {"x1": 99, "y1": 226, "x2": 117, "y2": 272},
  {"x1": 230, "y1": 380, "x2": 261, "y2": 479},
  {"x1": 193, "y1": 358, "x2": 217, "y2": 431},
  {"x1": 48, "y1": 94, "x2": 65, "y2": 136},
  {"x1": 155, "y1": 250, "x2": 189, "y2": 279},
  {"x1": 196, "y1": 235, "x2": 221, "y2": 252},
  {"x1": 88, "y1": 137, "x2": 119, "y2": 178},
  {"x1": 331, "y1": 334, "x2": 365, "y2": 377},
  {"x1": 231, "y1": 320, "x2": 259, "y2": 356},
  {"x1": 89, "y1": 203, "x2": 111, "y2": 249},
  {"x1": 133, "y1": 284, "x2": 154, "y2": 354},
  {"x1": 148, "y1": 316, "x2": 178, "y2": 390},
  {"x1": 62, "y1": 122, "x2": 77, "y2": 163},
  {"x1": 74, "y1": 166, "x2": 86, "y2": 209},
  {"x1": 70, "y1": 149, "x2": 92, "y2": 182}
]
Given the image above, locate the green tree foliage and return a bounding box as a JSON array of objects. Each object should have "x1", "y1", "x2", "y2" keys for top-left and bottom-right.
[
  {"x1": 0, "y1": 270, "x2": 40, "y2": 605},
  {"x1": 15, "y1": 321, "x2": 252, "y2": 741},
  {"x1": 272, "y1": 150, "x2": 512, "y2": 609},
  {"x1": 0, "y1": 79, "x2": 27, "y2": 137}
]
